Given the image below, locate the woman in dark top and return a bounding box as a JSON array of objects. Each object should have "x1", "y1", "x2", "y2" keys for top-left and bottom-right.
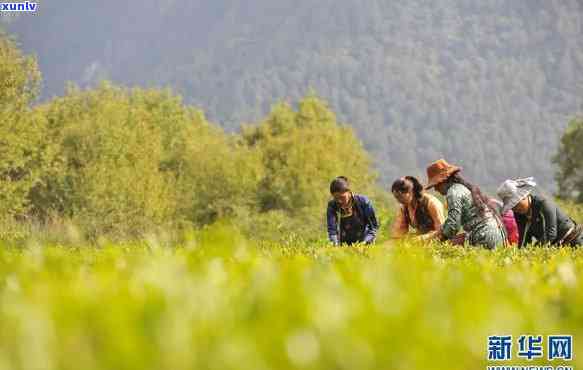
[
  {"x1": 497, "y1": 178, "x2": 583, "y2": 247},
  {"x1": 326, "y1": 176, "x2": 379, "y2": 246}
]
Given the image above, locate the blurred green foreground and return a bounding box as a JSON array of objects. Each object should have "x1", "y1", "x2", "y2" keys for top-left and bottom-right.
[{"x1": 0, "y1": 226, "x2": 582, "y2": 370}]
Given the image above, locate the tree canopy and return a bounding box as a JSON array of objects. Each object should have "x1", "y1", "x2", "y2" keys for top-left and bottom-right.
[
  {"x1": 554, "y1": 118, "x2": 583, "y2": 203},
  {"x1": 1, "y1": 31, "x2": 380, "y2": 238},
  {"x1": 7, "y1": 1, "x2": 583, "y2": 189}
]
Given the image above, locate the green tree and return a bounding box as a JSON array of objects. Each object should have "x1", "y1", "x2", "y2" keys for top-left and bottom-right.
[
  {"x1": 34, "y1": 82, "x2": 262, "y2": 236},
  {"x1": 554, "y1": 117, "x2": 583, "y2": 203},
  {"x1": 0, "y1": 32, "x2": 40, "y2": 108},
  {"x1": 0, "y1": 33, "x2": 56, "y2": 218},
  {"x1": 241, "y1": 95, "x2": 378, "y2": 237},
  {"x1": 34, "y1": 83, "x2": 177, "y2": 236}
]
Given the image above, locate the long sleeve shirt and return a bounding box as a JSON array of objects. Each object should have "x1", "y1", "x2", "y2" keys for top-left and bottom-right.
[
  {"x1": 515, "y1": 195, "x2": 577, "y2": 247},
  {"x1": 441, "y1": 183, "x2": 505, "y2": 249},
  {"x1": 327, "y1": 194, "x2": 379, "y2": 245}
]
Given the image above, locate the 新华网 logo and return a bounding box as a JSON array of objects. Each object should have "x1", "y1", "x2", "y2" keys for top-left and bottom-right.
[{"x1": 487, "y1": 335, "x2": 573, "y2": 370}]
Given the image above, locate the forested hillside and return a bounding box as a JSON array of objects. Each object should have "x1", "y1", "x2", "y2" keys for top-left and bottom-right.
[{"x1": 6, "y1": 0, "x2": 583, "y2": 188}]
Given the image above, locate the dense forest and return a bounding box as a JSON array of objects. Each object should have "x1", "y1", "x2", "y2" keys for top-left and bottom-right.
[{"x1": 5, "y1": 1, "x2": 583, "y2": 189}]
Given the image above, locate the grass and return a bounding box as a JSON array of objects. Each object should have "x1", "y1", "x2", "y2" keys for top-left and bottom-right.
[{"x1": 0, "y1": 222, "x2": 582, "y2": 370}]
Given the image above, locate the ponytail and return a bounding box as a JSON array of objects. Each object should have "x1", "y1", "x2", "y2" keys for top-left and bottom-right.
[{"x1": 448, "y1": 173, "x2": 490, "y2": 216}]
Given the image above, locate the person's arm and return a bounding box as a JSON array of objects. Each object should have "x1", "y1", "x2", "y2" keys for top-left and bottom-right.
[
  {"x1": 539, "y1": 198, "x2": 558, "y2": 243},
  {"x1": 362, "y1": 197, "x2": 378, "y2": 244},
  {"x1": 523, "y1": 231, "x2": 533, "y2": 247},
  {"x1": 502, "y1": 211, "x2": 519, "y2": 245},
  {"x1": 515, "y1": 215, "x2": 530, "y2": 248},
  {"x1": 427, "y1": 195, "x2": 446, "y2": 231},
  {"x1": 441, "y1": 188, "x2": 464, "y2": 240},
  {"x1": 412, "y1": 196, "x2": 445, "y2": 241},
  {"x1": 326, "y1": 202, "x2": 340, "y2": 245},
  {"x1": 416, "y1": 229, "x2": 441, "y2": 241},
  {"x1": 391, "y1": 207, "x2": 409, "y2": 239}
]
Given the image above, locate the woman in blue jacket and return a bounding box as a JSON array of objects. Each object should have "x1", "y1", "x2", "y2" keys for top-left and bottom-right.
[{"x1": 326, "y1": 176, "x2": 379, "y2": 245}]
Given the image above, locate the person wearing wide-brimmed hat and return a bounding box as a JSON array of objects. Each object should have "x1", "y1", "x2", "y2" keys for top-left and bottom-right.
[
  {"x1": 497, "y1": 178, "x2": 583, "y2": 247},
  {"x1": 425, "y1": 159, "x2": 507, "y2": 249}
]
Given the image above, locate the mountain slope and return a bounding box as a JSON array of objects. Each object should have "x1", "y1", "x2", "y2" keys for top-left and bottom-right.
[{"x1": 7, "y1": 0, "x2": 583, "y2": 189}]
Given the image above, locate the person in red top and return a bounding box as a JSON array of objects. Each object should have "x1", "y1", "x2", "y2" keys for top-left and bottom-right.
[{"x1": 487, "y1": 198, "x2": 519, "y2": 245}]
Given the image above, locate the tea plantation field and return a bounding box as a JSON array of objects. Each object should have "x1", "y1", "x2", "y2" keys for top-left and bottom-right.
[{"x1": 0, "y1": 225, "x2": 581, "y2": 370}]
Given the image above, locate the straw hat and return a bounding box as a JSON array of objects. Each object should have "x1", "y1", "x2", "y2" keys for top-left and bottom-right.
[
  {"x1": 497, "y1": 177, "x2": 537, "y2": 214},
  {"x1": 425, "y1": 159, "x2": 461, "y2": 189}
]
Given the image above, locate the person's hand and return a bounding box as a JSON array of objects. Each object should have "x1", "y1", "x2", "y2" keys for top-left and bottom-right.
[{"x1": 450, "y1": 233, "x2": 466, "y2": 246}]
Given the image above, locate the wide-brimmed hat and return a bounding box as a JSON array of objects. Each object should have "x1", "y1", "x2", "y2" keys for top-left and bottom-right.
[
  {"x1": 425, "y1": 159, "x2": 461, "y2": 189},
  {"x1": 497, "y1": 177, "x2": 537, "y2": 214}
]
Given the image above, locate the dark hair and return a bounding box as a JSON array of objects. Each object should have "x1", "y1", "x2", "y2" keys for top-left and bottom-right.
[
  {"x1": 330, "y1": 176, "x2": 350, "y2": 194},
  {"x1": 391, "y1": 176, "x2": 424, "y2": 200},
  {"x1": 392, "y1": 176, "x2": 435, "y2": 232},
  {"x1": 447, "y1": 172, "x2": 491, "y2": 216}
]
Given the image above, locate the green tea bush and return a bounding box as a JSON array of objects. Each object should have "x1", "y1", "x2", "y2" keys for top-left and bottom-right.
[{"x1": 0, "y1": 233, "x2": 582, "y2": 370}]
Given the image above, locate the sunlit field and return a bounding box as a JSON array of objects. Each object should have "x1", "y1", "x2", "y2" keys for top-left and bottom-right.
[
  {"x1": 2, "y1": 5, "x2": 583, "y2": 370},
  {"x1": 1, "y1": 223, "x2": 582, "y2": 370}
]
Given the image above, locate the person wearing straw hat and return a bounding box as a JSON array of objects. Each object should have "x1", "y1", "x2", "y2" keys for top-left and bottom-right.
[
  {"x1": 425, "y1": 159, "x2": 507, "y2": 249},
  {"x1": 497, "y1": 178, "x2": 583, "y2": 247}
]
